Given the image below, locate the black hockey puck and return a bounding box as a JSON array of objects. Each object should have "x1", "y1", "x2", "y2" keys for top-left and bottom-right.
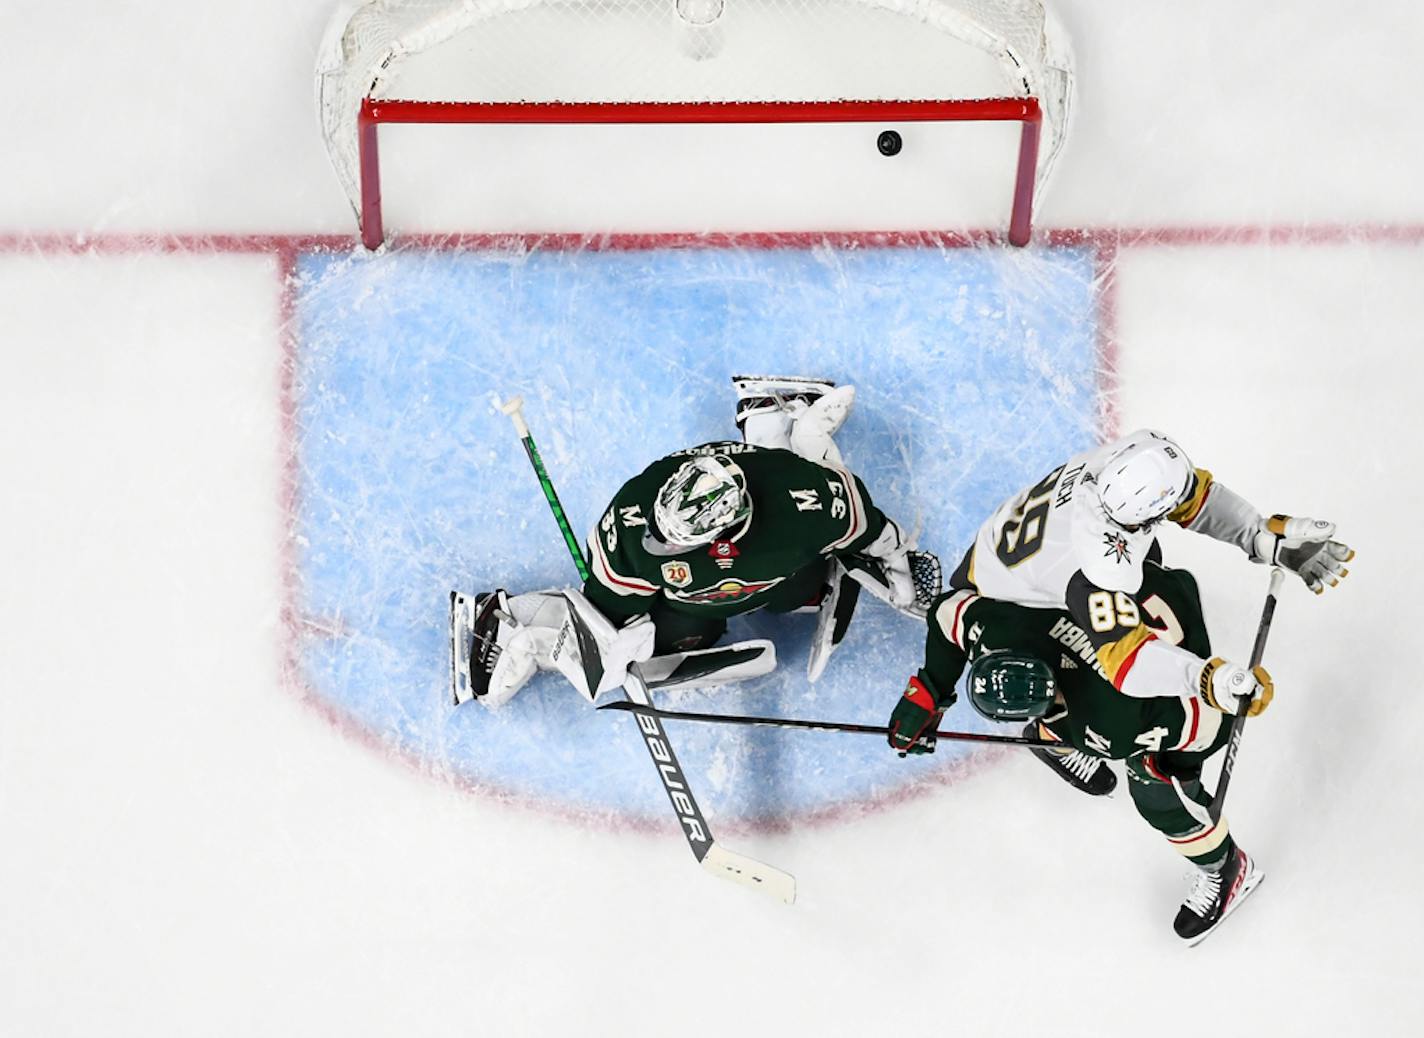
[{"x1": 877, "y1": 130, "x2": 902, "y2": 157}]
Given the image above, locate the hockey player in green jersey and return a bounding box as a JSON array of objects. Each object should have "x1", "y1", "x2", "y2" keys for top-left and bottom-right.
[
  {"x1": 451, "y1": 376, "x2": 937, "y2": 711},
  {"x1": 886, "y1": 567, "x2": 1261, "y2": 943}
]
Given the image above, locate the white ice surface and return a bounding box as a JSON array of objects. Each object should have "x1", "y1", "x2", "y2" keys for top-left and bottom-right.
[{"x1": 3, "y1": 2, "x2": 1424, "y2": 1036}]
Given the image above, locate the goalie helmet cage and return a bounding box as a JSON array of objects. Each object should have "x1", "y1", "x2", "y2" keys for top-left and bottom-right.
[{"x1": 316, "y1": 0, "x2": 1075, "y2": 249}]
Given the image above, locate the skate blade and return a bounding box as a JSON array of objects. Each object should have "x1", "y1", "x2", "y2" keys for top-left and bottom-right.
[
  {"x1": 731, "y1": 373, "x2": 835, "y2": 387},
  {"x1": 448, "y1": 590, "x2": 475, "y2": 706},
  {"x1": 1187, "y1": 867, "x2": 1266, "y2": 947}
]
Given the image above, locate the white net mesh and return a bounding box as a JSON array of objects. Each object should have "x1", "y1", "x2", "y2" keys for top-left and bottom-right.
[{"x1": 316, "y1": 0, "x2": 1074, "y2": 224}]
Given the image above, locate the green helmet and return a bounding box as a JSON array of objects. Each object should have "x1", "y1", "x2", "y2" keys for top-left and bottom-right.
[
  {"x1": 966, "y1": 651, "x2": 1056, "y2": 722},
  {"x1": 653, "y1": 455, "x2": 751, "y2": 546}
]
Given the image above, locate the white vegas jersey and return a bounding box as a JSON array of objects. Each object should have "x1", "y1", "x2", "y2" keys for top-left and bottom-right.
[
  {"x1": 958, "y1": 430, "x2": 1265, "y2": 700},
  {"x1": 967, "y1": 442, "x2": 1158, "y2": 609}
]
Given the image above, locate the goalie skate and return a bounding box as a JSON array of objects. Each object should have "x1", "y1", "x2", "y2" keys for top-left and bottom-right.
[
  {"x1": 731, "y1": 374, "x2": 836, "y2": 435},
  {"x1": 448, "y1": 589, "x2": 509, "y2": 706}
]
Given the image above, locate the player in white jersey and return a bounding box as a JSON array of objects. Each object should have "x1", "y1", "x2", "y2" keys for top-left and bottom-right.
[{"x1": 950, "y1": 429, "x2": 1353, "y2": 705}]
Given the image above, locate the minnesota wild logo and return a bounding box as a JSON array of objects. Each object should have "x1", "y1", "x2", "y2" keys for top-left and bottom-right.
[{"x1": 674, "y1": 575, "x2": 784, "y2": 603}]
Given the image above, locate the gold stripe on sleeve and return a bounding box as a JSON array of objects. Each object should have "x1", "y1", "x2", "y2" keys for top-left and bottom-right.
[
  {"x1": 1167, "y1": 468, "x2": 1214, "y2": 526},
  {"x1": 1096, "y1": 624, "x2": 1155, "y2": 687}
]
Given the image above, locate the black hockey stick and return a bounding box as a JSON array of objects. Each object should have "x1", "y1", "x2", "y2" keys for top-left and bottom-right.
[
  {"x1": 498, "y1": 396, "x2": 795, "y2": 904},
  {"x1": 1208, "y1": 567, "x2": 1286, "y2": 824},
  {"x1": 599, "y1": 701, "x2": 1069, "y2": 751}
]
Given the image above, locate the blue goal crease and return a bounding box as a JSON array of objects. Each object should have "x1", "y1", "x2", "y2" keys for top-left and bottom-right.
[{"x1": 290, "y1": 241, "x2": 1100, "y2": 823}]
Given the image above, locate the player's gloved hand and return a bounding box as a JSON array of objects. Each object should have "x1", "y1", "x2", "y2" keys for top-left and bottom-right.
[
  {"x1": 1251, "y1": 515, "x2": 1353, "y2": 594},
  {"x1": 1198, "y1": 657, "x2": 1274, "y2": 717},
  {"x1": 887, "y1": 674, "x2": 950, "y2": 756}
]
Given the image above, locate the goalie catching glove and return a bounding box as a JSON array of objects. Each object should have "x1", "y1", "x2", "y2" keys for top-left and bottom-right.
[
  {"x1": 887, "y1": 673, "x2": 954, "y2": 756},
  {"x1": 1252, "y1": 515, "x2": 1353, "y2": 594},
  {"x1": 843, "y1": 518, "x2": 942, "y2": 619},
  {"x1": 1198, "y1": 657, "x2": 1274, "y2": 717}
]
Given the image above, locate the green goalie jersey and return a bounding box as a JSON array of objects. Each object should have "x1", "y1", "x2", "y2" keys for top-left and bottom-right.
[
  {"x1": 921, "y1": 570, "x2": 1227, "y2": 760},
  {"x1": 582, "y1": 441, "x2": 890, "y2": 624}
]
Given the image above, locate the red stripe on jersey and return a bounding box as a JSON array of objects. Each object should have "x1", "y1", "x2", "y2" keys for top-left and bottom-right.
[
  {"x1": 593, "y1": 537, "x2": 657, "y2": 595},
  {"x1": 1168, "y1": 823, "x2": 1220, "y2": 846},
  {"x1": 1179, "y1": 698, "x2": 1201, "y2": 749},
  {"x1": 1142, "y1": 754, "x2": 1170, "y2": 783},
  {"x1": 950, "y1": 593, "x2": 973, "y2": 649}
]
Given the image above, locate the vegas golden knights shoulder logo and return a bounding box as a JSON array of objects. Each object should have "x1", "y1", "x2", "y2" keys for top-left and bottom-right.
[{"x1": 661, "y1": 560, "x2": 693, "y2": 587}]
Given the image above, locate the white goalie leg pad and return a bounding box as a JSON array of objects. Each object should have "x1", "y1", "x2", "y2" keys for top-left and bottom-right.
[
  {"x1": 521, "y1": 589, "x2": 656, "y2": 703},
  {"x1": 808, "y1": 558, "x2": 860, "y2": 682},
  {"x1": 479, "y1": 590, "x2": 655, "y2": 707},
  {"x1": 790, "y1": 384, "x2": 855, "y2": 465},
  {"x1": 483, "y1": 623, "x2": 543, "y2": 709},
  {"x1": 639, "y1": 639, "x2": 777, "y2": 691},
  {"x1": 733, "y1": 374, "x2": 836, "y2": 450}
]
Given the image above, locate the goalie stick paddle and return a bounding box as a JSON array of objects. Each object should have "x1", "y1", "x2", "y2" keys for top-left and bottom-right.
[
  {"x1": 498, "y1": 395, "x2": 796, "y2": 905},
  {"x1": 598, "y1": 701, "x2": 1072, "y2": 751},
  {"x1": 1208, "y1": 567, "x2": 1286, "y2": 824}
]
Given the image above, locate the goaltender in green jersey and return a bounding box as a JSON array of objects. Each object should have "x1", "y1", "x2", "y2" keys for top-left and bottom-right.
[{"x1": 450, "y1": 376, "x2": 938, "y2": 712}]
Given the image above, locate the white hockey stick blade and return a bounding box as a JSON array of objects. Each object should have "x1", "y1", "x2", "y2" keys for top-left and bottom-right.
[{"x1": 700, "y1": 843, "x2": 797, "y2": 905}]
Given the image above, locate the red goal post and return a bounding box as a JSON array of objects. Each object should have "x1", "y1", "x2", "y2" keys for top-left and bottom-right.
[{"x1": 317, "y1": 0, "x2": 1074, "y2": 249}]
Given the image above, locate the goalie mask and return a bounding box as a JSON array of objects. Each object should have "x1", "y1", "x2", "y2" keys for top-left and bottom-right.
[
  {"x1": 967, "y1": 651, "x2": 1056, "y2": 722},
  {"x1": 1095, "y1": 431, "x2": 1195, "y2": 531},
  {"x1": 653, "y1": 455, "x2": 751, "y2": 547}
]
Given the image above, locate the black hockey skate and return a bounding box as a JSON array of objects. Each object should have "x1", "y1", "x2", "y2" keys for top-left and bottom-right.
[
  {"x1": 1024, "y1": 722, "x2": 1117, "y2": 796},
  {"x1": 448, "y1": 589, "x2": 508, "y2": 706},
  {"x1": 1174, "y1": 845, "x2": 1264, "y2": 945}
]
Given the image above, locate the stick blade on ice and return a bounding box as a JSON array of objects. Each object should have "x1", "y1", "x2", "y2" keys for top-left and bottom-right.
[{"x1": 701, "y1": 844, "x2": 796, "y2": 905}]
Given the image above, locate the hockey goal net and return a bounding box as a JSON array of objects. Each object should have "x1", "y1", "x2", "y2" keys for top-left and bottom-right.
[{"x1": 316, "y1": 0, "x2": 1074, "y2": 248}]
